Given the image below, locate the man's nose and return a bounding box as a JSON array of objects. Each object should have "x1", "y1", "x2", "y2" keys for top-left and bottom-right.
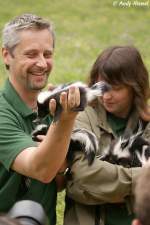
[{"x1": 36, "y1": 55, "x2": 47, "y2": 68}]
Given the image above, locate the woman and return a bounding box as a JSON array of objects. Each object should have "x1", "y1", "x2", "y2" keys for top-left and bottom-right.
[{"x1": 64, "y1": 46, "x2": 150, "y2": 225}]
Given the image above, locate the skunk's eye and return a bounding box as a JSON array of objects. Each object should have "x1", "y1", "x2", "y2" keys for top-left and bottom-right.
[{"x1": 121, "y1": 140, "x2": 129, "y2": 149}]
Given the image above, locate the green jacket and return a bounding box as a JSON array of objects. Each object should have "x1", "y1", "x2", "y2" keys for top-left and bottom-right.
[{"x1": 64, "y1": 103, "x2": 150, "y2": 225}]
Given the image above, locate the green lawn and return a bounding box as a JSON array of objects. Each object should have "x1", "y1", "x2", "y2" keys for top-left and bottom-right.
[{"x1": 0, "y1": 0, "x2": 150, "y2": 224}]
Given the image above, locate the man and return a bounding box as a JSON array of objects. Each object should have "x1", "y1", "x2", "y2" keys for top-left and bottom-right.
[
  {"x1": 132, "y1": 166, "x2": 150, "y2": 225},
  {"x1": 0, "y1": 13, "x2": 80, "y2": 225}
]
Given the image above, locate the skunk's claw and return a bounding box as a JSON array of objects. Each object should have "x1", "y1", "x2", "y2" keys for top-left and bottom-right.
[{"x1": 68, "y1": 128, "x2": 99, "y2": 165}]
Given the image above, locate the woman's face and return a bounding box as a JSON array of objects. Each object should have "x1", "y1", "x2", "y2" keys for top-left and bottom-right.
[{"x1": 100, "y1": 83, "x2": 134, "y2": 118}]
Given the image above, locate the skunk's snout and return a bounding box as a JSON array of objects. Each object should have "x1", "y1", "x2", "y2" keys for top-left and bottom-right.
[
  {"x1": 91, "y1": 81, "x2": 111, "y2": 93},
  {"x1": 85, "y1": 81, "x2": 111, "y2": 103}
]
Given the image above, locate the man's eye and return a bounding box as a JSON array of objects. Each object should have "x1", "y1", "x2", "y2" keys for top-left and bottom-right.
[
  {"x1": 44, "y1": 52, "x2": 53, "y2": 58},
  {"x1": 25, "y1": 53, "x2": 36, "y2": 58}
]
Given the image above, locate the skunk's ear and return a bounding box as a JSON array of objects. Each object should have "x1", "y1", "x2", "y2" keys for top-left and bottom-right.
[
  {"x1": 129, "y1": 120, "x2": 143, "y2": 146},
  {"x1": 120, "y1": 129, "x2": 132, "y2": 148},
  {"x1": 136, "y1": 120, "x2": 144, "y2": 136}
]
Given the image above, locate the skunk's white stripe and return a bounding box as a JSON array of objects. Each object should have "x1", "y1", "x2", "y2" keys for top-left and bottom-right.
[
  {"x1": 86, "y1": 89, "x2": 103, "y2": 102},
  {"x1": 129, "y1": 121, "x2": 143, "y2": 147},
  {"x1": 71, "y1": 129, "x2": 98, "y2": 154},
  {"x1": 136, "y1": 145, "x2": 148, "y2": 166},
  {"x1": 71, "y1": 132, "x2": 94, "y2": 153},
  {"x1": 38, "y1": 91, "x2": 52, "y2": 104},
  {"x1": 113, "y1": 138, "x2": 130, "y2": 158},
  {"x1": 34, "y1": 124, "x2": 48, "y2": 131}
]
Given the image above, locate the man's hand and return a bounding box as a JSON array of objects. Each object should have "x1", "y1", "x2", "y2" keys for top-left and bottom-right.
[{"x1": 49, "y1": 86, "x2": 80, "y2": 121}]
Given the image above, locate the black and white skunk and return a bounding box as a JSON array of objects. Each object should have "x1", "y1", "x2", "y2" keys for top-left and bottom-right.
[
  {"x1": 99, "y1": 121, "x2": 150, "y2": 167},
  {"x1": 34, "y1": 81, "x2": 111, "y2": 122}
]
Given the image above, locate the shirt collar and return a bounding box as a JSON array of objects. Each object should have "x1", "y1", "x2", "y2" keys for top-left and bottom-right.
[{"x1": 2, "y1": 79, "x2": 36, "y2": 118}]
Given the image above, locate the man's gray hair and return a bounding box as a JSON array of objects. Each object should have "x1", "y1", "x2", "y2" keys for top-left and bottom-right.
[{"x1": 2, "y1": 13, "x2": 55, "y2": 50}]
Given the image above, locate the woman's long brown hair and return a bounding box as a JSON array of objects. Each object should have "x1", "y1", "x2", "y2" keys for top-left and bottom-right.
[{"x1": 88, "y1": 46, "x2": 150, "y2": 121}]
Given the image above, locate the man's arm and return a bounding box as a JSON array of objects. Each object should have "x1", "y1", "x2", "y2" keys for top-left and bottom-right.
[{"x1": 12, "y1": 86, "x2": 80, "y2": 183}]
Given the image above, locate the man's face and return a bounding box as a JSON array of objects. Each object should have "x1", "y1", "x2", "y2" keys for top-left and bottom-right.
[{"x1": 3, "y1": 28, "x2": 54, "y2": 91}]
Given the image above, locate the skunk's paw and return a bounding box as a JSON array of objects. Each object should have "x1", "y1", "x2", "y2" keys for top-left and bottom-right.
[
  {"x1": 68, "y1": 128, "x2": 99, "y2": 165},
  {"x1": 32, "y1": 124, "x2": 48, "y2": 141}
]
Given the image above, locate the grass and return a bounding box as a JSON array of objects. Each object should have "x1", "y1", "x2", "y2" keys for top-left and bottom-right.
[
  {"x1": 0, "y1": 0, "x2": 150, "y2": 224},
  {"x1": 56, "y1": 191, "x2": 65, "y2": 225}
]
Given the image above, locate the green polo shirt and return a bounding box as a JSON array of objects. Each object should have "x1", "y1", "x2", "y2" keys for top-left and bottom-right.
[{"x1": 0, "y1": 79, "x2": 57, "y2": 225}]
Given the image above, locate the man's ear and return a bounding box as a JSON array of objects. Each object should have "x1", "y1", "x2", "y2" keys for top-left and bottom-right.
[
  {"x1": 132, "y1": 219, "x2": 142, "y2": 225},
  {"x1": 2, "y1": 47, "x2": 12, "y2": 67}
]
